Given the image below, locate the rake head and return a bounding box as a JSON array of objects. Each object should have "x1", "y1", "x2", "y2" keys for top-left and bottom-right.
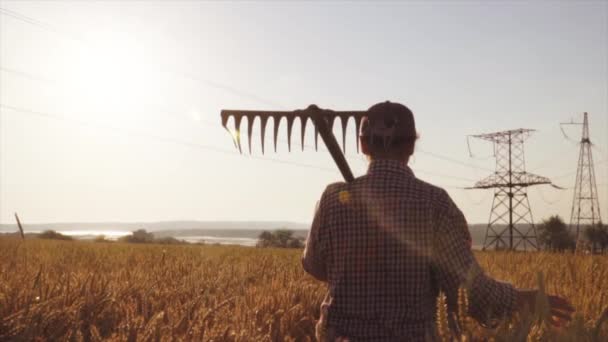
[
  {"x1": 221, "y1": 104, "x2": 366, "y2": 182},
  {"x1": 221, "y1": 104, "x2": 366, "y2": 154}
]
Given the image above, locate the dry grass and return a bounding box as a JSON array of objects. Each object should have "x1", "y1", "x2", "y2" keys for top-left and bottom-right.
[{"x1": 0, "y1": 237, "x2": 607, "y2": 341}]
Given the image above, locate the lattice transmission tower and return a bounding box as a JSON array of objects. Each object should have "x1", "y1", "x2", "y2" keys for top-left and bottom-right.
[
  {"x1": 561, "y1": 112, "x2": 602, "y2": 240},
  {"x1": 468, "y1": 129, "x2": 555, "y2": 251}
]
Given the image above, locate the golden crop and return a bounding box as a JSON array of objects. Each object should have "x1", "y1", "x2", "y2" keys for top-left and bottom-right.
[{"x1": 0, "y1": 238, "x2": 606, "y2": 341}]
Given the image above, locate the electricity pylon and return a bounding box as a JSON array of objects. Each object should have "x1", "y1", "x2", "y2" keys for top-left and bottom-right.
[
  {"x1": 561, "y1": 112, "x2": 602, "y2": 240},
  {"x1": 467, "y1": 129, "x2": 555, "y2": 251}
]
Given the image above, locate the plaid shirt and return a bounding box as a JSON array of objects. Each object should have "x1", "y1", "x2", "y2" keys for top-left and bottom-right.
[{"x1": 302, "y1": 160, "x2": 517, "y2": 341}]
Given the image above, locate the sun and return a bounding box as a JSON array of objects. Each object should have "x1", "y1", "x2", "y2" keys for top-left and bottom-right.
[{"x1": 61, "y1": 30, "x2": 162, "y2": 124}]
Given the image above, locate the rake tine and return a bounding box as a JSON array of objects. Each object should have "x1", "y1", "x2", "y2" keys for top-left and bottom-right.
[
  {"x1": 247, "y1": 115, "x2": 255, "y2": 154},
  {"x1": 260, "y1": 115, "x2": 269, "y2": 154},
  {"x1": 314, "y1": 122, "x2": 319, "y2": 151},
  {"x1": 286, "y1": 116, "x2": 295, "y2": 152},
  {"x1": 327, "y1": 114, "x2": 339, "y2": 151},
  {"x1": 355, "y1": 116, "x2": 363, "y2": 153},
  {"x1": 221, "y1": 113, "x2": 238, "y2": 150},
  {"x1": 340, "y1": 115, "x2": 349, "y2": 153},
  {"x1": 300, "y1": 116, "x2": 309, "y2": 151},
  {"x1": 221, "y1": 112, "x2": 229, "y2": 129},
  {"x1": 233, "y1": 114, "x2": 243, "y2": 153},
  {"x1": 272, "y1": 115, "x2": 281, "y2": 152}
]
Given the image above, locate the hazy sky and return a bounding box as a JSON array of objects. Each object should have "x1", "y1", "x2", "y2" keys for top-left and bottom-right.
[{"x1": 1, "y1": 1, "x2": 607, "y2": 225}]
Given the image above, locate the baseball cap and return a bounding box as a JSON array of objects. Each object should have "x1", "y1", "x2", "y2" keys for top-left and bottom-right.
[{"x1": 360, "y1": 101, "x2": 417, "y2": 149}]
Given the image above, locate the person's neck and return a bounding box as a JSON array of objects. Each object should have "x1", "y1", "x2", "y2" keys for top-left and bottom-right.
[{"x1": 369, "y1": 156, "x2": 410, "y2": 164}]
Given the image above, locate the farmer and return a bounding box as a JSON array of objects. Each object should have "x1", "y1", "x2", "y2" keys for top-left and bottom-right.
[{"x1": 302, "y1": 101, "x2": 574, "y2": 341}]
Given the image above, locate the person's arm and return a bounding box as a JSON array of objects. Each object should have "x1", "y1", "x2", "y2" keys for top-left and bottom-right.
[
  {"x1": 515, "y1": 289, "x2": 574, "y2": 327},
  {"x1": 431, "y1": 191, "x2": 517, "y2": 326},
  {"x1": 431, "y1": 191, "x2": 575, "y2": 327},
  {"x1": 302, "y1": 189, "x2": 329, "y2": 281}
]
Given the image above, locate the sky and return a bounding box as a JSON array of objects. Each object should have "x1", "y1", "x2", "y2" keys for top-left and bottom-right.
[{"x1": 0, "y1": 1, "x2": 607, "y2": 225}]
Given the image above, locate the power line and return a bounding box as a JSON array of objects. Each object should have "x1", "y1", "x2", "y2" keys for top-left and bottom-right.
[
  {"x1": 0, "y1": 63, "x2": 485, "y2": 173},
  {"x1": 1, "y1": 7, "x2": 504, "y2": 174},
  {"x1": 1, "y1": 63, "x2": 602, "y2": 186},
  {"x1": 1, "y1": 103, "x2": 480, "y2": 184},
  {"x1": 559, "y1": 119, "x2": 583, "y2": 146},
  {"x1": 1, "y1": 5, "x2": 511, "y2": 175},
  {"x1": 460, "y1": 189, "x2": 493, "y2": 206},
  {"x1": 0, "y1": 104, "x2": 341, "y2": 174},
  {"x1": 529, "y1": 153, "x2": 573, "y2": 172},
  {"x1": 7, "y1": 59, "x2": 602, "y2": 187},
  {"x1": 414, "y1": 170, "x2": 477, "y2": 183},
  {"x1": 416, "y1": 147, "x2": 493, "y2": 172},
  {"x1": 533, "y1": 186, "x2": 568, "y2": 205},
  {"x1": 0, "y1": 7, "x2": 84, "y2": 42},
  {"x1": 548, "y1": 159, "x2": 608, "y2": 182},
  {"x1": 466, "y1": 135, "x2": 496, "y2": 160},
  {"x1": 0, "y1": 6, "x2": 286, "y2": 111},
  {"x1": 0, "y1": 67, "x2": 58, "y2": 84},
  {"x1": 531, "y1": 157, "x2": 607, "y2": 176},
  {"x1": 1, "y1": 65, "x2": 493, "y2": 184},
  {"x1": 3, "y1": 7, "x2": 595, "y2": 185},
  {"x1": 1, "y1": 103, "x2": 485, "y2": 186},
  {"x1": 167, "y1": 71, "x2": 286, "y2": 109},
  {"x1": 534, "y1": 118, "x2": 593, "y2": 182}
]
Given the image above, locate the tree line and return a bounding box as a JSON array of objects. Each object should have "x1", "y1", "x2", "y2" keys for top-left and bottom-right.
[
  {"x1": 256, "y1": 229, "x2": 304, "y2": 248},
  {"x1": 21, "y1": 220, "x2": 608, "y2": 254},
  {"x1": 537, "y1": 215, "x2": 607, "y2": 253},
  {"x1": 255, "y1": 218, "x2": 608, "y2": 253}
]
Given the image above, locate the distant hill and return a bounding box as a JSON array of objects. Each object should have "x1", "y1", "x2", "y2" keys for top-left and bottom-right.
[
  {"x1": 0, "y1": 221, "x2": 309, "y2": 234},
  {"x1": 152, "y1": 228, "x2": 310, "y2": 240},
  {"x1": 0, "y1": 220, "x2": 490, "y2": 240},
  {"x1": 0, "y1": 221, "x2": 532, "y2": 248},
  {"x1": 0, "y1": 221, "x2": 493, "y2": 232}
]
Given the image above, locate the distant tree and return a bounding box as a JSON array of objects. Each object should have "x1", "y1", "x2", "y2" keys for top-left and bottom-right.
[
  {"x1": 119, "y1": 229, "x2": 154, "y2": 243},
  {"x1": 537, "y1": 215, "x2": 575, "y2": 252},
  {"x1": 274, "y1": 229, "x2": 294, "y2": 247},
  {"x1": 257, "y1": 229, "x2": 303, "y2": 248},
  {"x1": 287, "y1": 237, "x2": 304, "y2": 249},
  {"x1": 155, "y1": 237, "x2": 186, "y2": 245},
  {"x1": 584, "y1": 222, "x2": 608, "y2": 253},
  {"x1": 94, "y1": 235, "x2": 110, "y2": 243},
  {"x1": 38, "y1": 230, "x2": 73, "y2": 241},
  {"x1": 257, "y1": 231, "x2": 274, "y2": 248},
  {"x1": 118, "y1": 230, "x2": 188, "y2": 245}
]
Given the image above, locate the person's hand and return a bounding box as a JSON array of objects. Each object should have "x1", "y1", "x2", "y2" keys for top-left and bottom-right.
[
  {"x1": 516, "y1": 289, "x2": 575, "y2": 327},
  {"x1": 546, "y1": 294, "x2": 575, "y2": 327}
]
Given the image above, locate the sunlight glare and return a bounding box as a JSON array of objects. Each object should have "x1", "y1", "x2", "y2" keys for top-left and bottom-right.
[
  {"x1": 188, "y1": 108, "x2": 201, "y2": 122},
  {"x1": 62, "y1": 30, "x2": 162, "y2": 125}
]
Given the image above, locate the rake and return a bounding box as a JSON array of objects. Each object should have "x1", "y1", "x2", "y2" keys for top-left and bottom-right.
[{"x1": 221, "y1": 104, "x2": 366, "y2": 182}]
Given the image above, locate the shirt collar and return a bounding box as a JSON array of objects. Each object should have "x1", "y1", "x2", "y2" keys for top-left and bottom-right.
[{"x1": 367, "y1": 159, "x2": 415, "y2": 178}]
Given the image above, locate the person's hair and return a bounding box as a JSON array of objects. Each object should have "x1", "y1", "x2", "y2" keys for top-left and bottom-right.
[{"x1": 361, "y1": 133, "x2": 419, "y2": 160}]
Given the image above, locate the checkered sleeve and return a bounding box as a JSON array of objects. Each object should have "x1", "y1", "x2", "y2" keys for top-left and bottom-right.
[
  {"x1": 302, "y1": 187, "x2": 330, "y2": 282},
  {"x1": 432, "y1": 190, "x2": 518, "y2": 326}
]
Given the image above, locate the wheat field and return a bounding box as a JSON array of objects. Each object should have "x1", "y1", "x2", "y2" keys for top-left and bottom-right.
[{"x1": 0, "y1": 237, "x2": 607, "y2": 341}]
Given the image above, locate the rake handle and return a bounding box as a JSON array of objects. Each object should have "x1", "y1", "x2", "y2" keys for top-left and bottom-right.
[{"x1": 308, "y1": 106, "x2": 355, "y2": 183}]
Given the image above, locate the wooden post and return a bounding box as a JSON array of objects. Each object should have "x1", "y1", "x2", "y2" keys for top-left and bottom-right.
[{"x1": 14, "y1": 213, "x2": 25, "y2": 240}]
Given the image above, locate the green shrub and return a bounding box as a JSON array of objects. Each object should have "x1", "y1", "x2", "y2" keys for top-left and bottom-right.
[
  {"x1": 118, "y1": 229, "x2": 154, "y2": 243},
  {"x1": 38, "y1": 230, "x2": 73, "y2": 241},
  {"x1": 257, "y1": 229, "x2": 304, "y2": 248}
]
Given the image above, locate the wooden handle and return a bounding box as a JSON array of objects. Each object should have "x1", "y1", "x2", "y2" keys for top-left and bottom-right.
[{"x1": 309, "y1": 106, "x2": 355, "y2": 183}]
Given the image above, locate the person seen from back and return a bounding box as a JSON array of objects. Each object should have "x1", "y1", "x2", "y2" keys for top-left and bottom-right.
[{"x1": 302, "y1": 101, "x2": 574, "y2": 341}]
